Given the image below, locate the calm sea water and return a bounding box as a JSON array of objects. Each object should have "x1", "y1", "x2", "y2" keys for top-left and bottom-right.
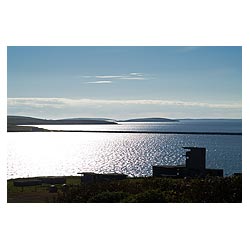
[
  {"x1": 8, "y1": 120, "x2": 242, "y2": 179},
  {"x1": 32, "y1": 119, "x2": 242, "y2": 133}
]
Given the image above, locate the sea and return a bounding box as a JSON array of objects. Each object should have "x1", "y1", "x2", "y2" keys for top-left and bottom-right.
[{"x1": 7, "y1": 119, "x2": 242, "y2": 179}]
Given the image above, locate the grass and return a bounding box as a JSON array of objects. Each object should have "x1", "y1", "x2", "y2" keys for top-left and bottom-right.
[
  {"x1": 7, "y1": 176, "x2": 81, "y2": 203},
  {"x1": 7, "y1": 175, "x2": 242, "y2": 203}
]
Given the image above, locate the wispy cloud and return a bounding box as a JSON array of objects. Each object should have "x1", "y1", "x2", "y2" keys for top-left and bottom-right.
[
  {"x1": 119, "y1": 77, "x2": 145, "y2": 80},
  {"x1": 95, "y1": 75, "x2": 124, "y2": 79},
  {"x1": 80, "y1": 72, "x2": 151, "y2": 83},
  {"x1": 8, "y1": 97, "x2": 242, "y2": 110},
  {"x1": 85, "y1": 80, "x2": 112, "y2": 84},
  {"x1": 130, "y1": 72, "x2": 143, "y2": 76}
]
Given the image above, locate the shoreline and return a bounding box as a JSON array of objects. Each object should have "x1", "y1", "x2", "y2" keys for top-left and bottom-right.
[
  {"x1": 8, "y1": 129, "x2": 242, "y2": 136},
  {"x1": 8, "y1": 170, "x2": 242, "y2": 181}
]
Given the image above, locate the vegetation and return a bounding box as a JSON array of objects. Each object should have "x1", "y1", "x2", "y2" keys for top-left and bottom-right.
[
  {"x1": 7, "y1": 176, "x2": 81, "y2": 202},
  {"x1": 7, "y1": 175, "x2": 242, "y2": 203}
]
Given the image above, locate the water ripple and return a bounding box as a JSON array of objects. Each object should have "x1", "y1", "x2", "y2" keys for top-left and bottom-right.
[{"x1": 8, "y1": 132, "x2": 242, "y2": 179}]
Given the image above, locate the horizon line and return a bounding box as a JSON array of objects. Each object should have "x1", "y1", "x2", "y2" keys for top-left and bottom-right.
[{"x1": 7, "y1": 114, "x2": 242, "y2": 121}]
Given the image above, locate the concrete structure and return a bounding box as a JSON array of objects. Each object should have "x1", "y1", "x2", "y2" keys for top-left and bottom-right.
[
  {"x1": 153, "y1": 147, "x2": 223, "y2": 178},
  {"x1": 184, "y1": 147, "x2": 206, "y2": 172},
  {"x1": 78, "y1": 172, "x2": 127, "y2": 184},
  {"x1": 13, "y1": 179, "x2": 42, "y2": 187}
]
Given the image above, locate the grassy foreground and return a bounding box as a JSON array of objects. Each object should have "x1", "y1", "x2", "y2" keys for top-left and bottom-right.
[{"x1": 7, "y1": 175, "x2": 242, "y2": 203}]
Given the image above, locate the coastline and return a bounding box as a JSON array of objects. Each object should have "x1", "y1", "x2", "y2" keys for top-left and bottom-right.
[{"x1": 8, "y1": 127, "x2": 242, "y2": 136}]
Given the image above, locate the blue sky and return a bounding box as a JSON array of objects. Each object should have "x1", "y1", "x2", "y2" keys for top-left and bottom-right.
[{"x1": 7, "y1": 46, "x2": 242, "y2": 119}]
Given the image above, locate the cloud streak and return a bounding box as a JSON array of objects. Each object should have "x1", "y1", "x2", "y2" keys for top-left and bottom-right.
[
  {"x1": 8, "y1": 97, "x2": 242, "y2": 109},
  {"x1": 130, "y1": 73, "x2": 143, "y2": 76},
  {"x1": 80, "y1": 72, "x2": 151, "y2": 83},
  {"x1": 119, "y1": 77, "x2": 145, "y2": 80},
  {"x1": 95, "y1": 75, "x2": 124, "y2": 79},
  {"x1": 85, "y1": 80, "x2": 112, "y2": 84}
]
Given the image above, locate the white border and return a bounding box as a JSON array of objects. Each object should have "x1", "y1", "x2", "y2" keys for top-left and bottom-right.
[{"x1": 0, "y1": 1, "x2": 249, "y2": 250}]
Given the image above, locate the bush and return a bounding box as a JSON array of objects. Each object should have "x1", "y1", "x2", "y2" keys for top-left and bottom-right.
[
  {"x1": 87, "y1": 191, "x2": 128, "y2": 203},
  {"x1": 124, "y1": 189, "x2": 167, "y2": 203},
  {"x1": 53, "y1": 175, "x2": 242, "y2": 203}
]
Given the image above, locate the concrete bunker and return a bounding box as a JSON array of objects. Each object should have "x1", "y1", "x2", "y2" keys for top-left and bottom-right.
[{"x1": 153, "y1": 147, "x2": 223, "y2": 178}]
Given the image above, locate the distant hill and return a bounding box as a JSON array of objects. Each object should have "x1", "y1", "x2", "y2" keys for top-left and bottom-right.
[
  {"x1": 60, "y1": 117, "x2": 116, "y2": 122},
  {"x1": 120, "y1": 117, "x2": 179, "y2": 122},
  {"x1": 8, "y1": 116, "x2": 118, "y2": 125},
  {"x1": 7, "y1": 124, "x2": 49, "y2": 132}
]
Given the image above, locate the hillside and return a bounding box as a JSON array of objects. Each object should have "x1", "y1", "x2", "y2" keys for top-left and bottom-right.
[
  {"x1": 8, "y1": 116, "x2": 117, "y2": 125},
  {"x1": 7, "y1": 115, "x2": 118, "y2": 132},
  {"x1": 120, "y1": 117, "x2": 179, "y2": 122}
]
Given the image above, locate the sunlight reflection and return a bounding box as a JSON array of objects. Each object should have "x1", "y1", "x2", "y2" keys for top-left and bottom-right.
[{"x1": 8, "y1": 132, "x2": 241, "y2": 179}]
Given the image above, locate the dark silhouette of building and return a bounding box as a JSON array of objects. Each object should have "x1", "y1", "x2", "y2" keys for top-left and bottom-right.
[
  {"x1": 153, "y1": 147, "x2": 223, "y2": 178},
  {"x1": 78, "y1": 172, "x2": 127, "y2": 184},
  {"x1": 184, "y1": 147, "x2": 206, "y2": 172}
]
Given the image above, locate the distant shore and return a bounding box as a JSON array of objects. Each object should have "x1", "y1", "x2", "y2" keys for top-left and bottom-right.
[
  {"x1": 7, "y1": 115, "x2": 242, "y2": 134},
  {"x1": 50, "y1": 130, "x2": 242, "y2": 135},
  {"x1": 7, "y1": 124, "x2": 50, "y2": 132},
  {"x1": 8, "y1": 127, "x2": 242, "y2": 136},
  {"x1": 7, "y1": 115, "x2": 117, "y2": 132}
]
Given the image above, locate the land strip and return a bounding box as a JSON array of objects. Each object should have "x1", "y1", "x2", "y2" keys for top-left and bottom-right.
[
  {"x1": 8, "y1": 175, "x2": 242, "y2": 203},
  {"x1": 50, "y1": 130, "x2": 242, "y2": 136}
]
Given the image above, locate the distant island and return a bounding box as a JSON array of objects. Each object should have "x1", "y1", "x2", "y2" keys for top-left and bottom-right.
[
  {"x1": 120, "y1": 117, "x2": 179, "y2": 122},
  {"x1": 7, "y1": 115, "x2": 117, "y2": 132},
  {"x1": 8, "y1": 116, "x2": 179, "y2": 132}
]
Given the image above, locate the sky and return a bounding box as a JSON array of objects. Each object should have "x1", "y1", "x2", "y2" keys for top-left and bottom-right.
[{"x1": 7, "y1": 46, "x2": 242, "y2": 119}]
